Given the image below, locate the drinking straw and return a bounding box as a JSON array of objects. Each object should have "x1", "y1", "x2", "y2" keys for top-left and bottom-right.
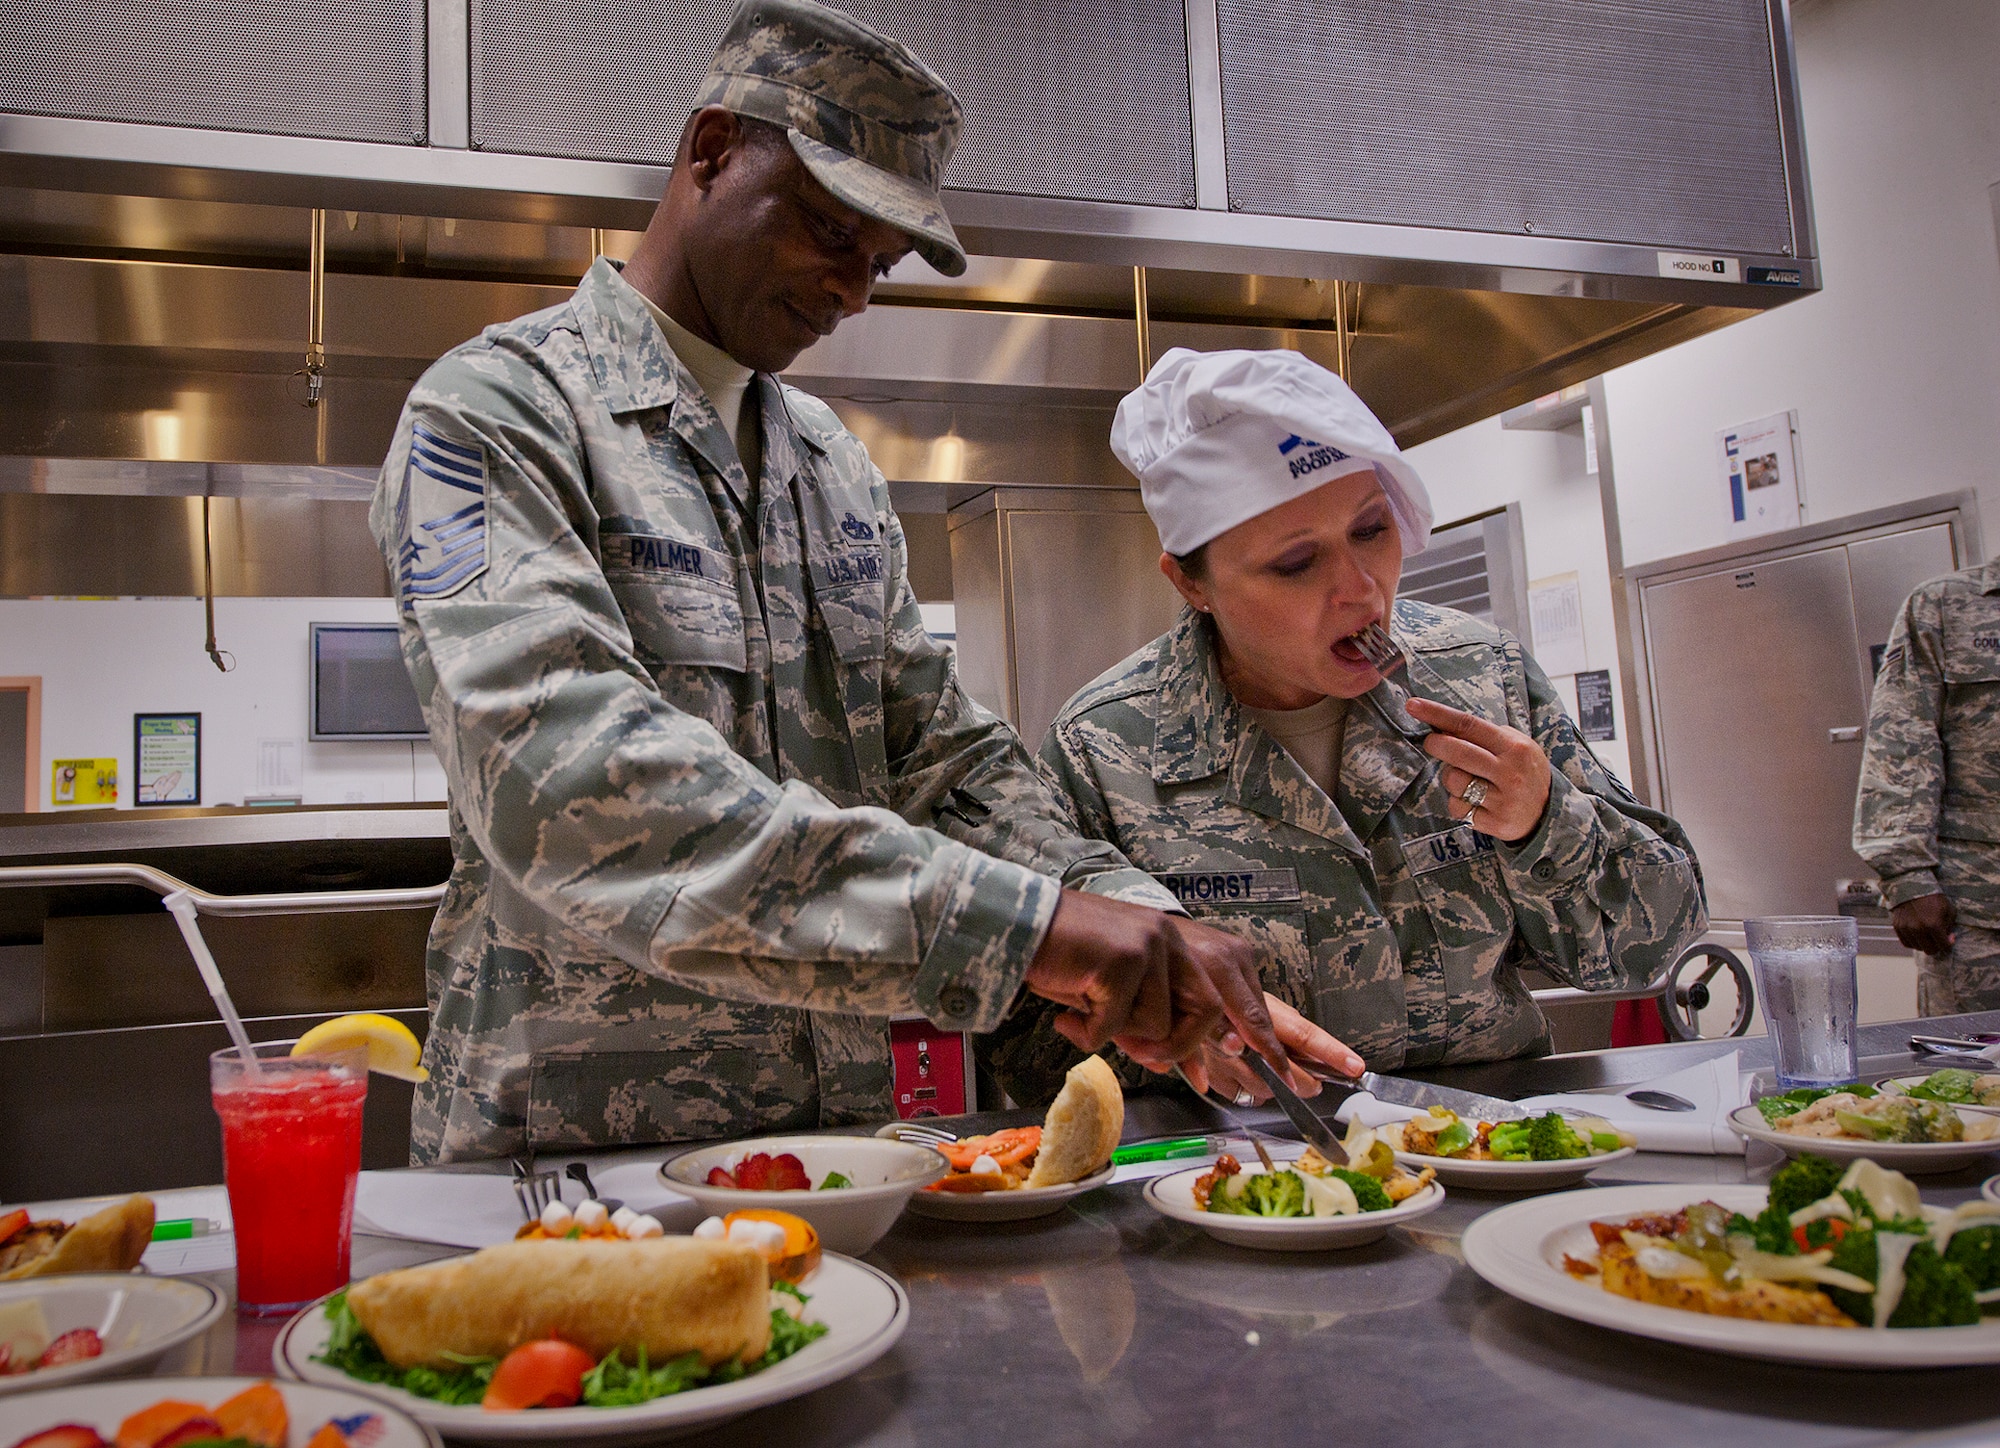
[{"x1": 162, "y1": 890, "x2": 263, "y2": 1077}]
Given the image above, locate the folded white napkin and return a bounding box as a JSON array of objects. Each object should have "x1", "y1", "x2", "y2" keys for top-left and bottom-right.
[
  {"x1": 1518, "y1": 1051, "x2": 1750, "y2": 1156},
  {"x1": 1330, "y1": 1051, "x2": 1751, "y2": 1156},
  {"x1": 354, "y1": 1153, "x2": 700, "y2": 1248}
]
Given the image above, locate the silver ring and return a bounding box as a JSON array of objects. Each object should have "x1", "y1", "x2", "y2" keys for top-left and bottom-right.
[
  {"x1": 1234, "y1": 1091, "x2": 1256, "y2": 1107},
  {"x1": 1461, "y1": 777, "x2": 1491, "y2": 810},
  {"x1": 1466, "y1": 803, "x2": 1480, "y2": 832}
]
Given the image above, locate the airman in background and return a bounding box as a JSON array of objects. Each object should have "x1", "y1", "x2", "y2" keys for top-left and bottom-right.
[{"x1": 1856, "y1": 558, "x2": 2000, "y2": 1015}]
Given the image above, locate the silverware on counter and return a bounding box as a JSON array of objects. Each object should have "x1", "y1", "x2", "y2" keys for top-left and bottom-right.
[
  {"x1": 881, "y1": 1121, "x2": 958, "y2": 1146},
  {"x1": 566, "y1": 1161, "x2": 623, "y2": 1212},
  {"x1": 1625, "y1": 1089, "x2": 1699, "y2": 1112},
  {"x1": 511, "y1": 1155, "x2": 564, "y2": 1223},
  {"x1": 1911, "y1": 1034, "x2": 2000, "y2": 1064}
]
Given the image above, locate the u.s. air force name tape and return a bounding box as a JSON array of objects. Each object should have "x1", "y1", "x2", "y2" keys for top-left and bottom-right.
[
  {"x1": 1151, "y1": 867, "x2": 1302, "y2": 905},
  {"x1": 1404, "y1": 824, "x2": 1496, "y2": 876}
]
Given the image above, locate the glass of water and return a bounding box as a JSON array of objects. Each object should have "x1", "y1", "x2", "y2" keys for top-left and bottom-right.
[{"x1": 1745, "y1": 916, "x2": 1860, "y2": 1089}]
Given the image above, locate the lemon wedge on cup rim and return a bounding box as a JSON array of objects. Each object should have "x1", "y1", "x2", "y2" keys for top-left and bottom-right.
[{"x1": 292, "y1": 1012, "x2": 429, "y2": 1081}]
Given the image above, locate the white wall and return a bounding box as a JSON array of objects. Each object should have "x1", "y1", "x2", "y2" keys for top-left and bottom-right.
[
  {"x1": 1605, "y1": 0, "x2": 2000, "y2": 565},
  {"x1": 0, "y1": 597, "x2": 447, "y2": 811}
]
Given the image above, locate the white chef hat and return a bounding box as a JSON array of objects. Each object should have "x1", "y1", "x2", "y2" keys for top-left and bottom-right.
[{"x1": 1110, "y1": 347, "x2": 1433, "y2": 559}]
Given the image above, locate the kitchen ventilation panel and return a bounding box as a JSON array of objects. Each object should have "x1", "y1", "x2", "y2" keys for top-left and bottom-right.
[
  {"x1": 0, "y1": 0, "x2": 426, "y2": 145},
  {"x1": 1214, "y1": 0, "x2": 1795, "y2": 255},
  {"x1": 470, "y1": 0, "x2": 1195, "y2": 207}
]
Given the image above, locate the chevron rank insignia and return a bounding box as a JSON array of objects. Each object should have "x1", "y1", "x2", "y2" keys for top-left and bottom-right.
[{"x1": 396, "y1": 422, "x2": 488, "y2": 607}]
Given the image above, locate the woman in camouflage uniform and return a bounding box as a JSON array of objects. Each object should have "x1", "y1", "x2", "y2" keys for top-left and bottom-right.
[{"x1": 988, "y1": 349, "x2": 1707, "y2": 1107}]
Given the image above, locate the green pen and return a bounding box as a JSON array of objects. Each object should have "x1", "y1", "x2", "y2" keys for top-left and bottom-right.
[
  {"x1": 150, "y1": 1218, "x2": 221, "y2": 1241},
  {"x1": 1110, "y1": 1136, "x2": 1220, "y2": 1166}
]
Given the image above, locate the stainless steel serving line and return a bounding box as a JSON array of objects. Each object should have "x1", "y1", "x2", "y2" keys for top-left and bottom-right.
[{"x1": 110, "y1": 1011, "x2": 2000, "y2": 1447}]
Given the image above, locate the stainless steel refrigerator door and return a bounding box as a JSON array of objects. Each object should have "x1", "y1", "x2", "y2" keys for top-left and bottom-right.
[
  {"x1": 1642, "y1": 545, "x2": 1870, "y2": 921},
  {"x1": 1847, "y1": 524, "x2": 1960, "y2": 690}
]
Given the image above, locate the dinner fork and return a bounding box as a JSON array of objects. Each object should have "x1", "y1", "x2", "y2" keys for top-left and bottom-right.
[
  {"x1": 881, "y1": 1121, "x2": 958, "y2": 1146},
  {"x1": 511, "y1": 1155, "x2": 565, "y2": 1224}
]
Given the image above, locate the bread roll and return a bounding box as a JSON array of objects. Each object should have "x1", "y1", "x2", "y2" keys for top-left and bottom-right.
[
  {"x1": 346, "y1": 1237, "x2": 771, "y2": 1370},
  {"x1": 1027, "y1": 1055, "x2": 1124, "y2": 1188},
  {"x1": 0, "y1": 1196, "x2": 154, "y2": 1280}
]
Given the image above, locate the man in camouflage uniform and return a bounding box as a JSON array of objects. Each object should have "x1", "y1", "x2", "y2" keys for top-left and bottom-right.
[
  {"x1": 989, "y1": 601, "x2": 1709, "y2": 1102},
  {"x1": 371, "y1": 0, "x2": 1283, "y2": 1163},
  {"x1": 1855, "y1": 559, "x2": 2000, "y2": 1016}
]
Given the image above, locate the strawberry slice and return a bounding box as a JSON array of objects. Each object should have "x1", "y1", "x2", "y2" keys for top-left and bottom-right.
[
  {"x1": 9, "y1": 1426, "x2": 111, "y2": 1448},
  {"x1": 38, "y1": 1330, "x2": 103, "y2": 1368},
  {"x1": 151, "y1": 1419, "x2": 227, "y2": 1448},
  {"x1": 763, "y1": 1154, "x2": 810, "y2": 1191},
  {"x1": 732, "y1": 1153, "x2": 773, "y2": 1189},
  {"x1": 706, "y1": 1166, "x2": 736, "y2": 1187}
]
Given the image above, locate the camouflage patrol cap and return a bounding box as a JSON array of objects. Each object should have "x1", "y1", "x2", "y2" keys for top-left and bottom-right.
[{"x1": 695, "y1": 0, "x2": 968, "y2": 276}]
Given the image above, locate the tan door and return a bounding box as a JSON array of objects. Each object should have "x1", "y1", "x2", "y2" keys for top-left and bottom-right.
[{"x1": 0, "y1": 677, "x2": 40, "y2": 813}]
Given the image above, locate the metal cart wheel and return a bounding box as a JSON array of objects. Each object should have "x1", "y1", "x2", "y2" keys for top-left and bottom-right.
[{"x1": 1657, "y1": 942, "x2": 1756, "y2": 1041}]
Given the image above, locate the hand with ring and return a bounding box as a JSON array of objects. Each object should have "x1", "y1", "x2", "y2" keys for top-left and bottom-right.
[{"x1": 1405, "y1": 696, "x2": 1553, "y2": 843}]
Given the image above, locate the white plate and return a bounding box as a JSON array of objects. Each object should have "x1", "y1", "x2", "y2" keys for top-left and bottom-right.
[
  {"x1": 902, "y1": 1162, "x2": 1116, "y2": 1222},
  {"x1": 1877, "y1": 1074, "x2": 2000, "y2": 1104},
  {"x1": 0, "y1": 1374, "x2": 440, "y2": 1447},
  {"x1": 1462, "y1": 1182, "x2": 2000, "y2": 1368},
  {"x1": 1389, "y1": 1145, "x2": 1637, "y2": 1192},
  {"x1": 1142, "y1": 1160, "x2": 1446, "y2": 1250},
  {"x1": 1727, "y1": 1103, "x2": 2000, "y2": 1174},
  {"x1": 0, "y1": 1274, "x2": 225, "y2": 1396},
  {"x1": 276, "y1": 1252, "x2": 907, "y2": 1445}
]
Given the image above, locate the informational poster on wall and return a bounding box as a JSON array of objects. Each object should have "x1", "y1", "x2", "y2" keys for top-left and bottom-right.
[
  {"x1": 1527, "y1": 572, "x2": 1589, "y2": 678},
  {"x1": 1719, "y1": 410, "x2": 1803, "y2": 539},
  {"x1": 51, "y1": 758, "x2": 117, "y2": 807},
  {"x1": 1575, "y1": 669, "x2": 1618, "y2": 742},
  {"x1": 135, "y1": 713, "x2": 200, "y2": 806}
]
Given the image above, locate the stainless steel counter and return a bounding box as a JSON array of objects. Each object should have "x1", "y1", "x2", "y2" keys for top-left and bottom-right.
[{"x1": 122, "y1": 1014, "x2": 2000, "y2": 1445}]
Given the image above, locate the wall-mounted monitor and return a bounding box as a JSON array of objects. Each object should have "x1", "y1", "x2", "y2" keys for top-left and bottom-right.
[{"x1": 309, "y1": 623, "x2": 428, "y2": 741}]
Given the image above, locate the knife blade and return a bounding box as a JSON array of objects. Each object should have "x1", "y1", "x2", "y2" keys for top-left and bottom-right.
[
  {"x1": 1242, "y1": 1053, "x2": 1348, "y2": 1164},
  {"x1": 1298, "y1": 1065, "x2": 1529, "y2": 1122}
]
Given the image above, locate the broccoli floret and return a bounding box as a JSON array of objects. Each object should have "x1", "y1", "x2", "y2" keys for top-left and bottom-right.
[
  {"x1": 1526, "y1": 1112, "x2": 1591, "y2": 1161},
  {"x1": 1824, "y1": 1231, "x2": 1980, "y2": 1328},
  {"x1": 1765, "y1": 1153, "x2": 1847, "y2": 1219},
  {"x1": 1946, "y1": 1224, "x2": 2000, "y2": 1294},
  {"x1": 1209, "y1": 1169, "x2": 1308, "y2": 1217},
  {"x1": 1322, "y1": 1168, "x2": 1392, "y2": 1213}
]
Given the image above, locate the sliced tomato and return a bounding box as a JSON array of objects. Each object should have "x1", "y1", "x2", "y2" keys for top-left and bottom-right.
[
  {"x1": 36, "y1": 1330, "x2": 103, "y2": 1369},
  {"x1": 481, "y1": 1339, "x2": 595, "y2": 1411},
  {"x1": 939, "y1": 1126, "x2": 1041, "y2": 1172},
  {"x1": 0, "y1": 1208, "x2": 28, "y2": 1248},
  {"x1": 10, "y1": 1426, "x2": 111, "y2": 1448}
]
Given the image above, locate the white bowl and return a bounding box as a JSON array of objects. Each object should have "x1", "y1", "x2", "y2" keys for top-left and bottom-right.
[
  {"x1": 1143, "y1": 1160, "x2": 1446, "y2": 1251},
  {"x1": 660, "y1": 1135, "x2": 948, "y2": 1255},
  {"x1": 0, "y1": 1274, "x2": 225, "y2": 1395}
]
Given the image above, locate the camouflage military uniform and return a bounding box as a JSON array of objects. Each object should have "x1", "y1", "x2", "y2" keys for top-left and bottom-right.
[
  {"x1": 371, "y1": 259, "x2": 1174, "y2": 1163},
  {"x1": 1854, "y1": 559, "x2": 2000, "y2": 1015},
  {"x1": 992, "y1": 601, "x2": 1707, "y2": 1103}
]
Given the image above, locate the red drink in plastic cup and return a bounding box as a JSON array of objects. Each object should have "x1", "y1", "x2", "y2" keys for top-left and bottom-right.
[{"x1": 210, "y1": 1041, "x2": 368, "y2": 1314}]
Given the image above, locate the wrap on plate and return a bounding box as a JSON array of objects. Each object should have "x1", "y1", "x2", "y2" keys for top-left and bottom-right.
[{"x1": 346, "y1": 1237, "x2": 772, "y2": 1369}]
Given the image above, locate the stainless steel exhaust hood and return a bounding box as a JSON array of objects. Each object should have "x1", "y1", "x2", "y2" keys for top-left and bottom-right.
[{"x1": 0, "y1": 0, "x2": 1818, "y2": 472}]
